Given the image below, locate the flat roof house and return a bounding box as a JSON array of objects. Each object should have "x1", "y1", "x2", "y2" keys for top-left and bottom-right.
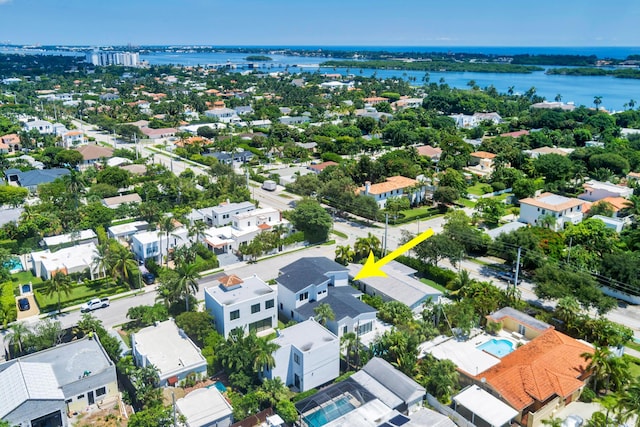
[
  {"x1": 23, "y1": 119, "x2": 54, "y2": 134},
  {"x1": 131, "y1": 319, "x2": 208, "y2": 387},
  {"x1": 268, "y1": 319, "x2": 340, "y2": 392},
  {"x1": 102, "y1": 193, "x2": 143, "y2": 209},
  {"x1": 348, "y1": 260, "x2": 442, "y2": 313},
  {"x1": 176, "y1": 387, "x2": 234, "y2": 427},
  {"x1": 518, "y1": 192, "x2": 586, "y2": 231},
  {"x1": 204, "y1": 274, "x2": 277, "y2": 338},
  {"x1": 579, "y1": 179, "x2": 633, "y2": 202},
  {"x1": 0, "y1": 337, "x2": 118, "y2": 426},
  {"x1": 31, "y1": 242, "x2": 99, "y2": 280},
  {"x1": 453, "y1": 385, "x2": 519, "y2": 427},
  {"x1": 107, "y1": 220, "x2": 149, "y2": 241},
  {"x1": 276, "y1": 257, "x2": 377, "y2": 339},
  {"x1": 131, "y1": 226, "x2": 190, "y2": 264},
  {"x1": 41, "y1": 229, "x2": 98, "y2": 250},
  {"x1": 190, "y1": 201, "x2": 255, "y2": 227}
]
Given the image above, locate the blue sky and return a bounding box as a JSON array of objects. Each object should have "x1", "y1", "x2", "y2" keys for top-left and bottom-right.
[{"x1": 0, "y1": 0, "x2": 639, "y2": 46}]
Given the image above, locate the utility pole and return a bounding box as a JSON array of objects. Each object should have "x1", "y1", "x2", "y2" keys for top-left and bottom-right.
[
  {"x1": 513, "y1": 247, "x2": 522, "y2": 287},
  {"x1": 383, "y1": 213, "x2": 388, "y2": 257},
  {"x1": 566, "y1": 236, "x2": 573, "y2": 263}
]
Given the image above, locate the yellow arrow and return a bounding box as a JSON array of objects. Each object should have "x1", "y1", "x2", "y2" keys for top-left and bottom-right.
[{"x1": 354, "y1": 228, "x2": 434, "y2": 280}]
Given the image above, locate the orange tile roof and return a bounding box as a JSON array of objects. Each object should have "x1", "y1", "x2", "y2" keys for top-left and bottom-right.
[
  {"x1": 519, "y1": 192, "x2": 585, "y2": 212},
  {"x1": 500, "y1": 130, "x2": 530, "y2": 138},
  {"x1": 417, "y1": 145, "x2": 442, "y2": 158},
  {"x1": 308, "y1": 161, "x2": 338, "y2": 172},
  {"x1": 478, "y1": 330, "x2": 592, "y2": 410},
  {"x1": 471, "y1": 151, "x2": 497, "y2": 159},
  {"x1": 218, "y1": 274, "x2": 243, "y2": 287},
  {"x1": 359, "y1": 175, "x2": 418, "y2": 195},
  {"x1": 75, "y1": 144, "x2": 114, "y2": 161},
  {"x1": 1, "y1": 133, "x2": 20, "y2": 144},
  {"x1": 596, "y1": 196, "x2": 628, "y2": 211},
  {"x1": 258, "y1": 223, "x2": 271, "y2": 230}
]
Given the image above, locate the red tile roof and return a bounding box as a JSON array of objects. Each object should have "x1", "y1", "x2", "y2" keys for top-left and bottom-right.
[
  {"x1": 478, "y1": 330, "x2": 592, "y2": 410},
  {"x1": 471, "y1": 151, "x2": 497, "y2": 159},
  {"x1": 500, "y1": 130, "x2": 530, "y2": 138},
  {"x1": 308, "y1": 161, "x2": 338, "y2": 172}
]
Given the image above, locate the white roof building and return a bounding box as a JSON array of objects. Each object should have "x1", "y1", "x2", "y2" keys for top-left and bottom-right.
[
  {"x1": 176, "y1": 387, "x2": 234, "y2": 427},
  {"x1": 453, "y1": 385, "x2": 519, "y2": 427},
  {"x1": 31, "y1": 242, "x2": 99, "y2": 280},
  {"x1": 131, "y1": 319, "x2": 208, "y2": 387},
  {"x1": 42, "y1": 229, "x2": 97, "y2": 248}
]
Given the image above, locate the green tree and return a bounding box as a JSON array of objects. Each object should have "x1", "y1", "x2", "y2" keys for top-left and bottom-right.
[
  {"x1": 335, "y1": 244, "x2": 355, "y2": 266},
  {"x1": 377, "y1": 301, "x2": 413, "y2": 326},
  {"x1": 5, "y1": 322, "x2": 31, "y2": 355},
  {"x1": 158, "y1": 215, "x2": 177, "y2": 267},
  {"x1": 42, "y1": 272, "x2": 73, "y2": 313},
  {"x1": 252, "y1": 338, "x2": 279, "y2": 377},
  {"x1": 354, "y1": 232, "x2": 382, "y2": 260},
  {"x1": 174, "y1": 262, "x2": 200, "y2": 312},
  {"x1": 475, "y1": 198, "x2": 506, "y2": 226},
  {"x1": 614, "y1": 377, "x2": 640, "y2": 427},
  {"x1": 110, "y1": 242, "x2": 139, "y2": 286},
  {"x1": 313, "y1": 303, "x2": 335, "y2": 326},
  {"x1": 127, "y1": 405, "x2": 173, "y2": 427},
  {"x1": 175, "y1": 311, "x2": 214, "y2": 347},
  {"x1": 288, "y1": 198, "x2": 333, "y2": 243}
]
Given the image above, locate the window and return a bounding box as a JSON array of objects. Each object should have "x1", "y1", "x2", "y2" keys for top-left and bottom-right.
[
  {"x1": 96, "y1": 387, "x2": 106, "y2": 397},
  {"x1": 280, "y1": 302, "x2": 283, "y2": 310},
  {"x1": 266, "y1": 299, "x2": 275, "y2": 309},
  {"x1": 251, "y1": 303, "x2": 260, "y2": 314},
  {"x1": 230, "y1": 310, "x2": 240, "y2": 320},
  {"x1": 518, "y1": 324, "x2": 526, "y2": 335},
  {"x1": 77, "y1": 394, "x2": 85, "y2": 400},
  {"x1": 249, "y1": 317, "x2": 272, "y2": 333},
  {"x1": 298, "y1": 291, "x2": 309, "y2": 301},
  {"x1": 294, "y1": 353, "x2": 300, "y2": 364},
  {"x1": 343, "y1": 325, "x2": 348, "y2": 334},
  {"x1": 357, "y1": 322, "x2": 373, "y2": 336}
]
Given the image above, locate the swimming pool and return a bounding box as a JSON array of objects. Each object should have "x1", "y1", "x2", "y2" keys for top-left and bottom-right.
[
  {"x1": 3, "y1": 257, "x2": 23, "y2": 273},
  {"x1": 207, "y1": 381, "x2": 227, "y2": 393},
  {"x1": 303, "y1": 396, "x2": 355, "y2": 427},
  {"x1": 478, "y1": 338, "x2": 514, "y2": 358}
]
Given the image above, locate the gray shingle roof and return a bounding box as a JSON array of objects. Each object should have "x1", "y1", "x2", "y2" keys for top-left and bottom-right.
[
  {"x1": 0, "y1": 360, "x2": 63, "y2": 418},
  {"x1": 277, "y1": 257, "x2": 347, "y2": 293},
  {"x1": 295, "y1": 288, "x2": 376, "y2": 321},
  {"x1": 14, "y1": 168, "x2": 70, "y2": 188},
  {"x1": 352, "y1": 357, "x2": 425, "y2": 407}
]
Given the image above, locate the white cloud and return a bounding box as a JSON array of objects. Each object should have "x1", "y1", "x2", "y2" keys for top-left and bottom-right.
[{"x1": 0, "y1": 0, "x2": 12, "y2": 4}]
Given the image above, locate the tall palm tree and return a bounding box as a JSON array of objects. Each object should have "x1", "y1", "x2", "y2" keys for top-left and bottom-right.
[
  {"x1": 110, "y1": 243, "x2": 138, "y2": 287},
  {"x1": 582, "y1": 346, "x2": 628, "y2": 394},
  {"x1": 92, "y1": 241, "x2": 112, "y2": 279},
  {"x1": 594, "y1": 95, "x2": 603, "y2": 111},
  {"x1": 188, "y1": 220, "x2": 208, "y2": 244},
  {"x1": 257, "y1": 378, "x2": 290, "y2": 407},
  {"x1": 341, "y1": 332, "x2": 359, "y2": 371},
  {"x1": 614, "y1": 377, "x2": 640, "y2": 427},
  {"x1": 175, "y1": 262, "x2": 200, "y2": 311},
  {"x1": 354, "y1": 233, "x2": 381, "y2": 260},
  {"x1": 43, "y1": 272, "x2": 73, "y2": 313},
  {"x1": 158, "y1": 215, "x2": 177, "y2": 267},
  {"x1": 252, "y1": 338, "x2": 279, "y2": 377},
  {"x1": 6, "y1": 322, "x2": 31, "y2": 356},
  {"x1": 313, "y1": 303, "x2": 335, "y2": 326},
  {"x1": 62, "y1": 170, "x2": 86, "y2": 210}
]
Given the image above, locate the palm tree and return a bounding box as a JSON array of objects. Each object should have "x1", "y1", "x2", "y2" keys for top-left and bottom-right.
[
  {"x1": 614, "y1": 377, "x2": 640, "y2": 427},
  {"x1": 554, "y1": 93, "x2": 562, "y2": 102},
  {"x1": 252, "y1": 338, "x2": 279, "y2": 377},
  {"x1": 594, "y1": 95, "x2": 603, "y2": 111},
  {"x1": 158, "y1": 215, "x2": 177, "y2": 267},
  {"x1": 623, "y1": 195, "x2": 640, "y2": 221},
  {"x1": 175, "y1": 262, "x2": 200, "y2": 312},
  {"x1": 629, "y1": 99, "x2": 636, "y2": 110},
  {"x1": 6, "y1": 322, "x2": 31, "y2": 355},
  {"x1": 354, "y1": 233, "x2": 381, "y2": 260},
  {"x1": 92, "y1": 241, "x2": 112, "y2": 279},
  {"x1": 188, "y1": 220, "x2": 208, "y2": 244},
  {"x1": 582, "y1": 346, "x2": 628, "y2": 394},
  {"x1": 313, "y1": 303, "x2": 335, "y2": 326},
  {"x1": 555, "y1": 296, "x2": 581, "y2": 333},
  {"x1": 62, "y1": 170, "x2": 86, "y2": 209},
  {"x1": 341, "y1": 332, "x2": 359, "y2": 371},
  {"x1": 43, "y1": 272, "x2": 73, "y2": 313},
  {"x1": 335, "y1": 245, "x2": 355, "y2": 266},
  {"x1": 110, "y1": 243, "x2": 138, "y2": 287},
  {"x1": 257, "y1": 378, "x2": 290, "y2": 407}
]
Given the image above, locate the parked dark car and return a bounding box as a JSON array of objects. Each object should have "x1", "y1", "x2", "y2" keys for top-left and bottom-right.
[
  {"x1": 18, "y1": 297, "x2": 30, "y2": 311},
  {"x1": 142, "y1": 272, "x2": 156, "y2": 285}
]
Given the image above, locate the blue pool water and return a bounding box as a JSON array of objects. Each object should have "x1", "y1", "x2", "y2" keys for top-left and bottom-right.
[
  {"x1": 303, "y1": 396, "x2": 355, "y2": 427},
  {"x1": 3, "y1": 257, "x2": 23, "y2": 273},
  {"x1": 207, "y1": 381, "x2": 227, "y2": 393},
  {"x1": 478, "y1": 339, "x2": 514, "y2": 358}
]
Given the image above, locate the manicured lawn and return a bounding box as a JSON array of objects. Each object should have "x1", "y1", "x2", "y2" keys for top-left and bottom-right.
[
  {"x1": 457, "y1": 198, "x2": 477, "y2": 208},
  {"x1": 420, "y1": 278, "x2": 448, "y2": 293},
  {"x1": 34, "y1": 279, "x2": 130, "y2": 313},
  {"x1": 626, "y1": 341, "x2": 640, "y2": 353},
  {"x1": 11, "y1": 270, "x2": 42, "y2": 286},
  {"x1": 467, "y1": 183, "x2": 491, "y2": 196},
  {"x1": 624, "y1": 355, "x2": 640, "y2": 377},
  {"x1": 332, "y1": 229, "x2": 348, "y2": 239},
  {"x1": 398, "y1": 207, "x2": 442, "y2": 221}
]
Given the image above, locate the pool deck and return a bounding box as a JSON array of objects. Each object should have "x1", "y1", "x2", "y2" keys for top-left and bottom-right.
[{"x1": 420, "y1": 329, "x2": 529, "y2": 376}]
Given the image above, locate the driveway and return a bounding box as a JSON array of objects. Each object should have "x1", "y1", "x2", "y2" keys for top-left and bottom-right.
[
  {"x1": 553, "y1": 401, "x2": 602, "y2": 425},
  {"x1": 16, "y1": 294, "x2": 40, "y2": 320}
]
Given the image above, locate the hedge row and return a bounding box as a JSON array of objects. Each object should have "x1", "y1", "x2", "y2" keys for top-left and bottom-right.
[
  {"x1": 396, "y1": 255, "x2": 456, "y2": 287},
  {"x1": 0, "y1": 282, "x2": 18, "y2": 326}
]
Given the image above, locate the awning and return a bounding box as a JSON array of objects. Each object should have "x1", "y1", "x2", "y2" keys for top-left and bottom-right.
[{"x1": 167, "y1": 376, "x2": 179, "y2": 386}]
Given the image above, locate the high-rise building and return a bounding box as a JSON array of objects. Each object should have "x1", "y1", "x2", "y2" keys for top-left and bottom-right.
[{"x1": 86, "y1": 50, "x2": 140, "y2": 67}]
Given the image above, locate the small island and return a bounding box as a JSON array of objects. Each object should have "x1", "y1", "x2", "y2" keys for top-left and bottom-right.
[{"x1": 245, "y1": 55, "x2": 273, "y2": 61}]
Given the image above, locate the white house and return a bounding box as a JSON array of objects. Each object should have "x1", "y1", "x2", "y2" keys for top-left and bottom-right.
[
  {"x1": 204, "y1": 108, "x2": 240, "y2": 123},
  {"x1": 358, "y1": 175, "x2": 426, "y2": 208},
  {"x1": 61, "y1": 130, "x2": 85, "y2": 148},
  {"x1": 31, "y1": 242, "x2": 99, "y2": 280},
  {"x1": 131, "y1": 226, "x2": 190, "y2": 264},
  {"x1": 131, "y1": 319, "x2": 208, "y2": 387},
  {"x1": 42, "y1": 229, "x2": 98, "y2": 249},
  {"x1": 204, "y1": 274, "x2": 277, "y2": 338},
  {"x1": 189, "y1": 201, "x2": 256, "y2": 227},
  {"x1": 0, "y1": 337, "x2": 118, "y2": 427},
  {"x1": 23, "y1": 119, "x2": 53, "y2": 134},
  {"x1": 268, "y1": 319, "x2": 340, "y2": 392},
  {"x1": 107, "y1": 221, "x2": 149, "y2": 241},
  {"x1": 348, "y1": 260, "x2": 442, "y2": 314},
  {"x1": 579, "y1": 179, "x2": 633, "y2": 202},
  {"x1": 518, "y1": 192, "x2": 586, "y2": 231},
  {"x1": 202, "y1": 207, "x2": 289, "y2": 256},
  {"x1": 176, "y1": 387, "x2": 234, "y2": 427},
  {"x1": 276, "y1": 257, "x2": 377, "y2": 339}
]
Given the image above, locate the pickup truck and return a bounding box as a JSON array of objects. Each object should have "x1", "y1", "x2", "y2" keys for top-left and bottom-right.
[{"x1": 81, "y1": 297, "x2": 110, "y2": 312}]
